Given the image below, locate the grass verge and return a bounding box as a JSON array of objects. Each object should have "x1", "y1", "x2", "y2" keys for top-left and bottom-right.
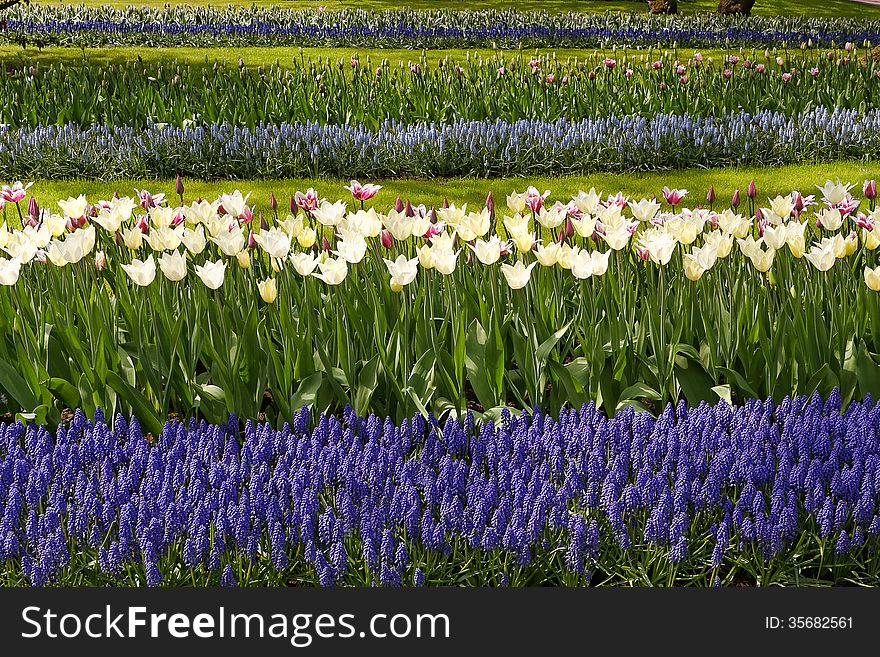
[
  {"x1": 0, "y1": 44, "x2": 797, "y2": 71},
  {"x1": 23, "y1": 161, "x2": 880, "y2": 210}
]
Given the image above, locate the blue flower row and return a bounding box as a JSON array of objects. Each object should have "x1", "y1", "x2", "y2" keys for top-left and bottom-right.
[
  {"x1": 2, "y1": 6, "x2": 878, "y2": 48},
  {"x1": 1, "y1": 108, "x2": 877, "y2": 180},
  {"x1": 1, "y1": 392, "x2": 878, "y2": 586}
]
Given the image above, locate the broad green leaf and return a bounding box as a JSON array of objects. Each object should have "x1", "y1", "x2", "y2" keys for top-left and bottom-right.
[
  {"x1": 105, "y1": 371, "x2": 164, "y2": 438},
  {"x1": 0, "y1": 359, "x2": 39, "y2": 412}
]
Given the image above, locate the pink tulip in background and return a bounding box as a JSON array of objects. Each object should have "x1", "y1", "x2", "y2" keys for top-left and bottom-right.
[
  {"x1": 345, "y1": 180, "x2": 382, "y2": 202},
  {"x1": 295, "y1": 187, "x2": 320, "y2": 212}
]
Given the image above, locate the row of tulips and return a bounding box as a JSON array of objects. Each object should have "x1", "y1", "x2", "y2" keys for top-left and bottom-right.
[
  {"x1": 1, "y1": 393, "x2": 878, "y2": 586},
  {"x1": 3, "y1": 6, "x2": 879, "y2": 49},
  {"x1": 1, "y1": 49, "x2": 876, "y2": 129},
  {"x1": 1, "y1": 108, "x2": 878, "y2": 180},
  {"x1": 1, "y1": 178, "x2": 880, "y2": 428}
]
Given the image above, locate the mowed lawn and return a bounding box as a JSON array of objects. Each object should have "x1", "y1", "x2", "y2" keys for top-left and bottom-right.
[
  {"x1": 24, "y1": 162, "x2": 880, "y2": 212},
  {"x1": 0, "y1": 43, "x2": 802, "y2": 71}
]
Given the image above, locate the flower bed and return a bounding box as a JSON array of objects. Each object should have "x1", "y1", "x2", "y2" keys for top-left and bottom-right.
[
  {"x1": 1, "y1": 180, "x2": 880, "y2": 428},
  {"x1": 1, "y1": 52, "x2": 876, "y2": 129},
  {"x1": 1, "y1": 394, "x2": 878, "y2": 586},
  {"x1": 3, "y1": 6, "x2": 879, "y2": 49},
  {"x1": 1, "y1": 109, "x2": 878, "y2": 180}
]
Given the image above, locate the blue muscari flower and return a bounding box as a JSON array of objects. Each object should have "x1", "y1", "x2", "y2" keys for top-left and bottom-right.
[
  {"x1": 221, "y1": 564, "x2": 236, "y2": 587},
  {"x1": 3, "y1": 396, "x2": 880, "y2": 585},
  {"x1": 413, "y1": 567, "x2": 425, "y2": 587}
]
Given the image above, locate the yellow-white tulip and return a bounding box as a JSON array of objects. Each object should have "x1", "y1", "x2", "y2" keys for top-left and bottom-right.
[
  {"x1": 57, "y1": 195, "x2": 88, "y2": 220},
  {"x1": 383, "y1": 210, "x2": 414, "y2": 241},
  {"x1": 718, "y1": 209, "x2": 751, "y2": 238},
  {"x1": 312, "y1": 199, "x2": 347, "y2": 227},
  {"x1": 44, "y1": 214, "x2": 67, "y2": 238},
  {"x1": 109, "y1": 196, "x2": 138, "y2": 221},
  {"x1": 762, "y1": 224, "x2": 788, "y2": 251},
  {"x1": 93, "y1": 207, "x2": 127, "y2": 233},
  {"x1": 570, "y1": 250, "x2": 593, "y2": 280},
  {"x1": 749, "y1": 248, "x2": 775, "y2": 273},
  {"x1": 21, "y1": 224, "x2": 51, "y2": 249},
  {"x1": 121, "y1": 255, "x2": 157, "y2": 286},
  {"x1": 184, "y1": 199, "x2": 219, "y2": 225},
  {"x1": 3, "y1": 234, "x2": 38, "y2": 264},
  {"x1": 410, "y1": 213, "x2": 432, "y2": 238},
  {"x1": 602, "y1": 223, "x2": 634, "y2": 251},
  {"x1": 862, "y1": 228, "x2": 880, "y2": 251},
  {"x1": 334, "y1": 235, "x2": 367, "y2": 264},
  {"x1": 683, "y1": 257, "x2": 705, "y2": 281},
  {"x1": 588, "y1": 250, "x2": 611, "y2": 276},
  {"x1": 572, "y1": 188, "x2": 602, "y2": 215},
  {"x1": 149, "y1": 206, "x2": 176, "y2": 229},
  {"x1": 0, "y1": 257, "x2": 22, "y2": 285},
  {"x1": 313, "y1": 256, "x2": 348, "y2": 285},
  {"x1": 503, "y1": 213, "x2": 530, "y2": 236},
  {"x1": 212, "y1": 227, "x2": 246, "y2": 256},
  {"x1": 469, "y1": 236, "x2": 505, "y2": 265},
  {"x1": 571, "y1": 215, "x2": 597, "y2": 238},
  {"x1": 506, "y1": 192, "x2": 527, "y2": 214},
  {"x1": 343, "y1": 209, "x2": 383, "y2": 236},
  {"x1": 737, "y1": 235, "x2": 765, "y2": 259},
  {"x1": 236, "y1": 250, "x2": 250, "y2": 269},
  {"x1": 628, "y1": 198, "x2": 662, "y2": 223},
  {"x1": 769, "y1": 194, "x2": 794, "y2": 222},
  {"x1": 289, "y1": 252, "x2": 320, "y2": 276},
  {"x1": 253, "y1": 227, "x2": 292, "y2": 260},
  {"x1": 511, "y1": 231, "x2": 536, "y2": 253},
  {"x1": 383, "y1": 255, "x2": 419, "y2": 291},
  {"x1": 684, "y1": 242, "x2": 718, "y2": 272},
  {"x1": 181, "y1": 225, "x2": 207, "y2": 255},
  {"x1": 536, "y1": 206, "x2": 565, "y2": 229},
  {"x1": 218, "y1": 190, "x2": 250, "y2": 219},
  {"x1": 844, "y1": 231, "x2": 859, "y2": 257},
  {"x1": 146, "y1": 225, "x2": 184, "y2": 252},
  {"x1": 816, "y1": 180, "x2": 853, "y2": 206},
  {"x1": 637, "y1": 229, "x2": 677, "y2": 266},
  {"x1": 417, "y1": 244, "x2": 435, "y2": 270},
  {"x1": 121, "y1": 226, "x2": 144, "y2": 251},
  {"x1": 804, "y1": 243, "x2": 836, "y2": 271},
  {"x1": 500, "y1": 260, "x2": 536, "y2": 289},
  {"x1": 534, "y1": 243, "x2": 561, "y2": 266},
  {"x1": 431, "y1": 248, "x2": 459, "y2": 275},
  {"x1": 46, "y1": 243, "x2": 67, "y2": 267},
  {"x1": 297, "y1": 227, "x2": 317, "y2": 249},
  {"x1": 864, "y1": 266, "x2": 880, "y2": 291},
  {"x1": 704, "y1": 231, "x2": 733, "y2": 259},
  {"x1": 194, "y1": 259, "x2": 228, "y2": 289},
  {"x1": 158, "y1": 250, "x2": 187, "y2": 281},
  {"x1": 257, "y1": 277, "x2": 278, "y2": 303},
  {"x1": 458, "y1": 209, "x2": 491, "y2": 240},
  {"x1": 598, "y1": 205, "x2": 625, "y2": 229},
  {"x1": 54, "y1": 226, "x2": 96, "y2": 264},
  {"x1": 817, "y1": 208, "x2": 843, "y2": 231},
  {"x1": 429, "y1": 232, "x2": 456, "y2": 252},
  {"x1": 437, "y1": 205, "x2": 467, "y2": 230},
  {"x1": 555, "y1": 243, "x2": 579, "y2": 270},
  {"x1": 279, "y1": 214, "x2": 305, "y2": 239}
]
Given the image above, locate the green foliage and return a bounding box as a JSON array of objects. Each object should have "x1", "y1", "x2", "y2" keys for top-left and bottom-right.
[{"x1": 0, "y1": 50, "x2": 874, "y2": 129}]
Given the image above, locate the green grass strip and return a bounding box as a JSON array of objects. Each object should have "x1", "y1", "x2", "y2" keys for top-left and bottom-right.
[{"x1": 25, "y1": 161, "x2": 880, "y2": 209}]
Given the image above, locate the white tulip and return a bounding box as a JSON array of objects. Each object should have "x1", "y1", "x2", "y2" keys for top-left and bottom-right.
[
  {"x1": 121, "y1": 255, "x2": 157, "y2": 286},
  {"x1": 194, "y1": 259, "x2": 227, "y2": 289}
]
